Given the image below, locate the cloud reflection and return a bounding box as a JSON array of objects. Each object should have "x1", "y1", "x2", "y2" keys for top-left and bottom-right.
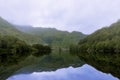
[{"x1": 7, "y1": 64, "x2": 118, "y2": 80}]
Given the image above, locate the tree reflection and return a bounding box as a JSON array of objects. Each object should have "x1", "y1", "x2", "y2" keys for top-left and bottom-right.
[{"x1": 77, "y1": 52, "x2": 120, "y2": 79}]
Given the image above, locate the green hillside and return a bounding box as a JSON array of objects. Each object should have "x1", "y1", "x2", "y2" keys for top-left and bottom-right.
[
  {"x1": 78, "y1": 20, "x2": 120, "y2": 53},
  {"x1": 15, "y1": 26, "x2": 86, "y2": 47},
  {"x1": 0, "y1": 17, "x2": 42, "y2": 44}
]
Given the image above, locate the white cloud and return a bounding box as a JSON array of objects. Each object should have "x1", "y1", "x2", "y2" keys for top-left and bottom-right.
[{"x1": 0, "y1": 0, "x2": 120, "y2": 34}]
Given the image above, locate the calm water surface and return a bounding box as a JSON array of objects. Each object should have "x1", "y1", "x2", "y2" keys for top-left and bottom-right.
[
  {"x1": 1, "y1": 52, "x2": 119, "y2": 80},
  {"x1": 7, "y1": 64, "x2": 118, "y2": 80}
]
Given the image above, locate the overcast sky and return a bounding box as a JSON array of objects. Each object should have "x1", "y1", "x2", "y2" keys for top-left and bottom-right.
[{"x1": 0, "y1": 0, "x2": 120, "y2": 34}]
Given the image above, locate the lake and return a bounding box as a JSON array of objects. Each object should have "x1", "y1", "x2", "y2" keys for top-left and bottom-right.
[
  {"x1": 7, "y1": 64, "x2": 118, "y2": 80},
  {"x1": 0, "y1": 52, "x2": 120, "y2": 80}
]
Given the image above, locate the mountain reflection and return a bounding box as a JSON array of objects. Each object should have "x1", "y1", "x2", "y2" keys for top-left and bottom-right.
[{"x1": 7, "y1": 64, "x2": 118, "y2": 80}]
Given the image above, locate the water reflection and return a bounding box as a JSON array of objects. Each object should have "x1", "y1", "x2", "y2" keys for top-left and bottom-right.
[
  {"x1": 7, "y1": 64, "x2": 118, "y2": 80},
  {"x1": 0, "y1": 53, "x2": 82, "y2": 80},
  {"x1": 77, "y1": 53, "x2": 120, "y2": 79}
]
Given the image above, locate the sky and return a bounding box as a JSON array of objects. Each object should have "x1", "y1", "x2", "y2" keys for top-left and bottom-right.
[{"x1": 0, "y1": 0, "x2": 120, "y2": 34}]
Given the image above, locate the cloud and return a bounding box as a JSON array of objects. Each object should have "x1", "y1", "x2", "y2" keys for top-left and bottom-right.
[{"x1": 0, "y1": 0, "x2": 120, "y2": 34}]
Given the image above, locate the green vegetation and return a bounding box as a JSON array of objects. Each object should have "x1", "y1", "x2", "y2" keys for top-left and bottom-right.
[
  {"x1": 70, "y1": 20, "x2": 120, "y2": 53},
  {"x1": 0, "y1": 35, "x2": 52, "y2": 66},
  {"x1": 0, "y1": 17, "x2": 43, "y2": 44},
  {"x1": 15, "y1": 26, "x2": 86, "y2": 47},
  {"x1": 0, "y1": 35, "x2": 31, "y2": 65},
  {"x1": 0, "y1": 17, "x2": 52, "y2": 66},
  {"x1": 32, "y1": 44, "x2": 51, "y2": 56},
  {"x1": 0, "y1": 17, "x2": 86, "y2": 50}
]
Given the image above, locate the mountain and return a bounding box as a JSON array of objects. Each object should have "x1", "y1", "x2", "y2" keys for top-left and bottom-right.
[
  {"x1": 0, "y1": 17, "x2": 86, "y2": 47},
  {"x1": 15, "y1": 26, "x2": 86, "y2": 47},
  {"x1": 0, "y1": 17, "x2": 42, "y2": 44},
  {"x1": 78, "y1": 20, "x2": 120, "y2": 53}
]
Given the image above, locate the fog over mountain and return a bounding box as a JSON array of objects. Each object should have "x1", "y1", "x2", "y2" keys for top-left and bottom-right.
[{"x1": 0, "y1": 0, "x2": 120, "y2": 34}]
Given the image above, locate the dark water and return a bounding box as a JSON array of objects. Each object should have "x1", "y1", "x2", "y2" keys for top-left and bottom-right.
[{"x1": 0, "y1": 52, "x2": 120, "y2": 80}]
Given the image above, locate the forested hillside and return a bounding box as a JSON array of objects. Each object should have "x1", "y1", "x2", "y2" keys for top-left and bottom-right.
[
  {"x1": 77, "y1": 20, "x2": 120, "y2": 53},
  {"x1": 15, "y1": 26, "x2": 86, "y2": 47},
  {"x1": 0, "y1": 17, "x2": 42, "y2": 44}
]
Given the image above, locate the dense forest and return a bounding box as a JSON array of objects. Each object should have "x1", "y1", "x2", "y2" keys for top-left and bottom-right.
[
  {"x1": 0, "y1": 35, "x2": 51, "y2": 65},
  {"x1": 70, "y1": 20, "x2": 120, "y2": 53},
  {"x1": 15, "y1": 25, "x2": 86, "y2": 47}
]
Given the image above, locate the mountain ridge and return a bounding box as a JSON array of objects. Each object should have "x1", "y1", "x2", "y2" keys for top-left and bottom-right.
[{"x1": 15, "y1": 25, "x2": 86, "y2": 47}]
